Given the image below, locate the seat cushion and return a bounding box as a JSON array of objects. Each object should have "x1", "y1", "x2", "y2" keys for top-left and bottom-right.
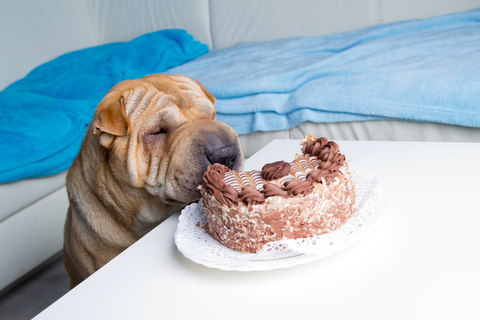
[{"x1": 0, "y1": 171, "x2": 67, "y2": 222}]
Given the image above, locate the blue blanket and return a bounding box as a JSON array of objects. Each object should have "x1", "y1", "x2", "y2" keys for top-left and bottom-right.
[
  {"x1": 166, "y1": 8, "x2": 480, "y2": 135},
  {"x1": 0, "y1": 30, "x2": 208, "y2": 183}
]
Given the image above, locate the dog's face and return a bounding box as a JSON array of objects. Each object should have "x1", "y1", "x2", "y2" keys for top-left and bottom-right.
[{"x1": 91, "y1": 74, "x2": 243, "y2": 205}]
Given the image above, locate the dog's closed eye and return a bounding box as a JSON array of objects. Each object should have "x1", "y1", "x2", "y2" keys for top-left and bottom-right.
[
  {"x1": 143, "y1": 128, "x2": 168, "y2": 152},
  {"x1": 150, "y1": 128, "x2": 168, "y2": 136}
]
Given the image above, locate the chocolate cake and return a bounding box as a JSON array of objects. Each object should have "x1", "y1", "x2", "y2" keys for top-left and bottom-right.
[{"x1": 199, "y1": 134, "x2": 356, "y2": 253}]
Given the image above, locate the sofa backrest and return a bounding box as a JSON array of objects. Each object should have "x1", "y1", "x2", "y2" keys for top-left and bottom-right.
[
  {"x1": 0, "y1": 0, "x2": 212, "y2": 90},
  {"x1": 208, "y1": 0, "x2": 480, "y2": 48},
  {"x1": 1, "y1": 0, "x2": 480, "y2": 90}
]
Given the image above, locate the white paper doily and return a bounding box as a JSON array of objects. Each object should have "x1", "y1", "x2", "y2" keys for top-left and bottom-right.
[{"x1": 174, "y1": 167, "x2": 388, "y2": 271}]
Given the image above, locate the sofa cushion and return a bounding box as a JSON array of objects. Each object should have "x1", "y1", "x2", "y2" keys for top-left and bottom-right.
[{"x1": 0, "y1": 171, "x2": 66, "y2": 223}]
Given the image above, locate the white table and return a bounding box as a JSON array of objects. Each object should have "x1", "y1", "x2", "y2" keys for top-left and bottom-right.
[{"x1": 34, "y1": 140, "x2": 480, "y2": 319}]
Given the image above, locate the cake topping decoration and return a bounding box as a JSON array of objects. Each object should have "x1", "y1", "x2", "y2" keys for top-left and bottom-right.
[
  {"x1": 261, "y1": 161, "x2": 291, "y2": 180},
  {"x1": 306, "y1": 168, "x2": 337, "y2": 185},
  {"x1": 220, "y1": 184, "x2": 240, "y2": 202},
  {"x1": 262, "y1": 183, "x2": 289, "y2": 198},
  {"x1": 239, "y1": 185, "x2": 265, "y2": 205},
  {"x1": 201, "y1": 136, "x2": 347, "y2": 205},
  {"x1": 300, "y1": 133, "x2": 316, "y2": 145},
  {"x1": 203, "y1": 163, "x2": 228, "y2": 193},
  {"x1": 283, "y1": 179, "x2": 314, "y2": 196},
  {"x1": 301, "y1": 138, "x2": 345, "y2": 177}
]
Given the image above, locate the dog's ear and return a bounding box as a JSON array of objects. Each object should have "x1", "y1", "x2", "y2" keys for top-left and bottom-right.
[
  {"x1": 93, "y1": 96, "x2": 131, "y2": 139},
  {"x1": 92, "y1": 96, "x2": 131, "y2": 148}
]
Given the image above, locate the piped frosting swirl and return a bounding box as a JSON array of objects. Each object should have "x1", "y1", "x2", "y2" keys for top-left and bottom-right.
[
  {"x1": 202, "y1": 163, "x2": 228, "y2": 193},
  {"x1": 261, "y1": 161, "x2": 290, "y2": 180}
]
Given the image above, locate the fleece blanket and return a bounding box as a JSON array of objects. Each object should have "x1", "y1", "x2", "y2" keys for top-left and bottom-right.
[
  {"x1": 166, "y1": 8, "x2": 480, "y2": 135},
  {"x1": 0, "y1": 30, "x2": 208, "y2": 183}
]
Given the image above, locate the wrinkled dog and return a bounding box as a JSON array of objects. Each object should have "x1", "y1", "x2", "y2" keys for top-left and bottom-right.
[{"x1": 64, "y1": 74, "x2": 243, "y2": 288}]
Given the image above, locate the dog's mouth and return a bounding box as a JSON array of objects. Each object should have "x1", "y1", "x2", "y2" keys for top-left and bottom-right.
[
  {"x1": 145, "y1": 175, "x2": 202, "y2": 205},
  {"x1": 162, "y1": 196, "x2": 186, "y2": 206}
]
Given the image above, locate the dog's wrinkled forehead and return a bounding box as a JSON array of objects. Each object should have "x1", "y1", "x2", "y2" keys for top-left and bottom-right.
[
  {"x1": 123, "y1": 75, "x2": 216, "y2": 120},
  {"x1": 123, "y1": 86, "x2": 151, "y2": 118}
]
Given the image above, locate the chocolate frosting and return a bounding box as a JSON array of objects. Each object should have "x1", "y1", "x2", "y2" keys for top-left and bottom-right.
[
  {"x1": 239, "y1": 185, "x2": 265, "y2": 204},
  {"x1": 283, "y1": 179, "x2": 314, "y2": 196},
  {"x1": 306, "y1": 169, "x2": 337, "y2": 185},
  {"x1": 301, "y1": 137, "x2": 346, "y2": 184},
  {"x1": 203, "y1": 163, "x2": 228, "y2": 193},
  {"x1": 261, "y1": 161, "x2": 291, "y2": 180},
  {"x1": 319, "y1": 150, "x2": 345, "y2": 170},
  {"x1": 302, "y1": 138, "x2": 340, "y2": 162},
  {"x1": 302, "y1": 137, "x2": 329, "y2": 156},
  {"x1": 220, "y1": 184, "x2": 240, "y2": 202},
  {"x1": 262, "y1": 183, "x2": 289, "y2": 198}
]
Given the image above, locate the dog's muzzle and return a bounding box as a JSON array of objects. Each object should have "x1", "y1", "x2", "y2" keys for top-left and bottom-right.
[{"x1": 205, "y1": 145, "x2": 241, "y2": 170}]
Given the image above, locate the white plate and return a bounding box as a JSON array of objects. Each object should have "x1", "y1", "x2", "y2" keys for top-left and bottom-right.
[{"x1": 174, "y1": 167, "x2": 388, "y2": 271}]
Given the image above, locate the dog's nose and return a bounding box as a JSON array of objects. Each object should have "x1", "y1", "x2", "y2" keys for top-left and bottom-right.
[{"x1": 205, "y1": 145, "x2": 240, "y2": 170}]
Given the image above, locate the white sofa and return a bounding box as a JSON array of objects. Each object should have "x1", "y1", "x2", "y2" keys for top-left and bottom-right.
[{"x1": 2, "y1": 0, "x2": 480, "y2": 292}]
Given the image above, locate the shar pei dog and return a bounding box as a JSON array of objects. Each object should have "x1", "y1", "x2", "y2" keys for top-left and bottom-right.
[{"x1": 64, "y1": 74, "x2": 243, "y2": 288}]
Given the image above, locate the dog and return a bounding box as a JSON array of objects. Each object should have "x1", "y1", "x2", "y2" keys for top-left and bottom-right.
[{"x1": 63, "y1": 74, "x2": 244, "y2": 288}]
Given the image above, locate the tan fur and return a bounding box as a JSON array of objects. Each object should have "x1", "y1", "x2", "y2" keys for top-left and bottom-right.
[{"x1": 64, "y1": 74, "x2": 243, "y2": 288}]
